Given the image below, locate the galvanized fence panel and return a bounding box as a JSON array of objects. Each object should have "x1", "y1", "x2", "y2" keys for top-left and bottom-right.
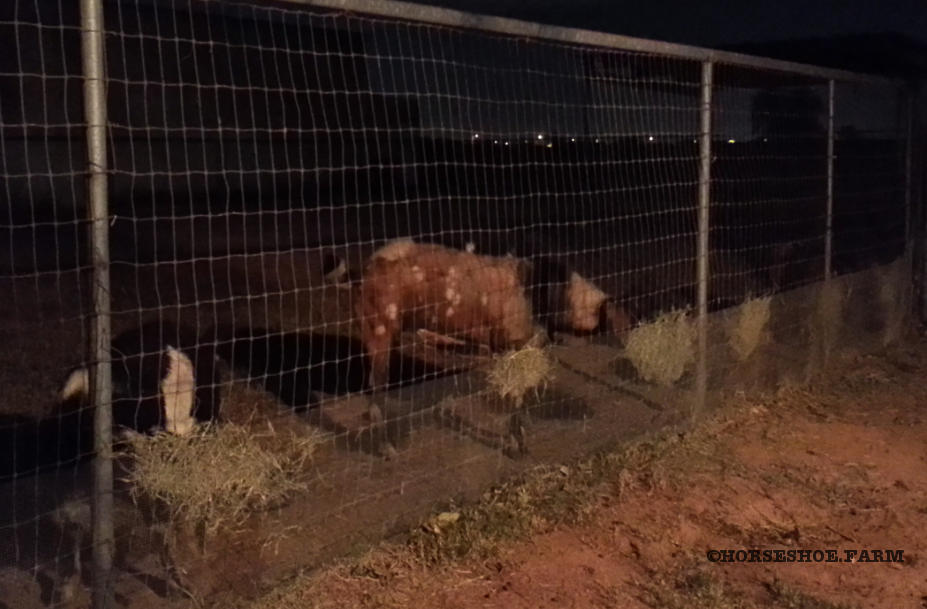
[{"x1": 0, "y1": 0, "x2": 916, "y2": 607}]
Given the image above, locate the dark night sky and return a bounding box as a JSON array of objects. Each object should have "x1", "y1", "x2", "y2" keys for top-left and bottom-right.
[{"x1": 402, "y1": 0, "x2": 927, "y2": 48}]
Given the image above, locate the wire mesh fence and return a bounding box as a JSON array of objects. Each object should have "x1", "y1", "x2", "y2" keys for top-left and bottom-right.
[{"x1": 0, "y1": 0, "x2": 920, "y2": 607}]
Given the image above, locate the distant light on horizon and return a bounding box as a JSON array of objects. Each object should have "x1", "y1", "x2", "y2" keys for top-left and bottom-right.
[
  {"x1": 728, "y1": 139, "x2": 736, "y2": 144},
  {"x1": 648, "y1": 136, "x2": 654, "y2": 141},
  {"x1": 570, "y1": 137, "x2": 576, "y2": 142},
  {"x1": 472, "y1": 133, "x2": 480, "y2": 139},
  {"x1": 537, "y1": 134, "x2": 544, "y2": 140},
  {"x1": 546, "y1": 143, "x2": 553, "y2": 148}
]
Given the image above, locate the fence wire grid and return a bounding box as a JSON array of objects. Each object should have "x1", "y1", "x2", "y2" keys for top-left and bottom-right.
[{"x1": 0, "y1": 0, "x2": 921, "y2": 607}]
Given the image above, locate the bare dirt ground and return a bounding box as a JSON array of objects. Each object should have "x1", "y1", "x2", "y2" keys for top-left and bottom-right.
[{"x1": 238, "y1": 336, "x2": 927, "y2": 609}]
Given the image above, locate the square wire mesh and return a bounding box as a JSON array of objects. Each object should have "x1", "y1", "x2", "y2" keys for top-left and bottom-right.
[{"x1": 0, "y1": 0, "x2": 913, "y2": 606}]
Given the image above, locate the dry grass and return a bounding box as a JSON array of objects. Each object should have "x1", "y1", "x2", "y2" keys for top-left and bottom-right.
[
  {"x1": 764, "y1": 579, "x2": 859, "y2": 609},
  {"x1": 124, "y1": 422, "x2": 321, "y2": 535},
  {"x1": 625, "y1": 309, "x2": 696, "y2": 386},
  {"x1": 485, "y1": 343, "x2": 554, "y2": 408},
  {"x1": 728, "y1": 296, "x2": 771, "y2": 361},
  {"x1": 878, "y1": 261, "x2": 908, "y2": 348},
  {"x1": 642, "y1": 568, "x2": 858, "y2": 609},
  {"x1": 234, "y1": 422, "x2": 712, "y2": 609},
  {"x1": 643, "y1": 567, "x2": 747, "y2": 609},
  {"x1": 0, "y1": 568, "x2": 45, "y2": 609},
  {"x1": 388, "y1": 433, "x2": 686, "y2": 568},
  {"x1": 234, "y1": 338, "x2": 927, "y2": 609},
  {"x1": 221, "y1": 380, "x2": 286, "y2": 426},
  {"x1": 813, "y1": 280, "x2": 844, "y2": 362}
]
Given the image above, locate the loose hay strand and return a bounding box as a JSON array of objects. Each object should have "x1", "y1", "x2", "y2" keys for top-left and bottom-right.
[{"x1": 125, "y1": 423, "x2": 321, "y2": 534}]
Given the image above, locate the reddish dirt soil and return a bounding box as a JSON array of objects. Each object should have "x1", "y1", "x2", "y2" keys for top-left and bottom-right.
[{"x1": 264, "y1": 340, "x2": 927, "y2": 609}]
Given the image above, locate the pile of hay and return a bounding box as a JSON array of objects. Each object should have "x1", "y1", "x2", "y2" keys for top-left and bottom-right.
[
  {"x1": 625, "y1": 309, "x2": 696, "y2": 386},
  {"x1": 124, "y1": 422, "x2": 321, "y2": 534},
  {"x1": 814, "y1": 280, "x2": 844, "y2": 360},
  {"x1": 486, "y1": 344, "x2": 554, "y2": 408},
  {"x1": 729, "y1": 296, "x2": 771, "y2": 361},
  {"x1": 878, "y1": 261, "x2": 908, "y2": 347}
]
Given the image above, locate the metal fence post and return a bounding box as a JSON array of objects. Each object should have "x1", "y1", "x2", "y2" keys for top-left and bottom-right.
[
  {"x1": 695, "y1": 60, "x2": 712, "y2": 423},
  {"x1": 913, "y1": 86, "x2": 927, "y2": 324},
  {"x1": 825, "y1": 80, "x2": 835, "y2": 280},
  {"x1": 80, "y1": 0, "x2": 114, "y2": 607},
  {"x1": 903, "y1": 87, "x2": 914, "y2": 291}
]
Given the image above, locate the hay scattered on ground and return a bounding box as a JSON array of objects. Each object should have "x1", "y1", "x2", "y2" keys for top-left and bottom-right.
[
  {"x1": 392, "y1": 432, "x2": 684, "y2": 570},
  {"x1": 237, "y1": 419, "x2": 714, "y2": 609},
  {"x1": 221, "y1": 380, "x2": 285, "y2": 426},
  {"x1": 236, "y1": 338, "x2": 926, "y2": 609},
  {"x1": 625, "y1": 309, "x2": 696, "y2": 386},
  {"x1": 485, "y1": 344, "x2": 554, "y2": 408},
  {"x1": 729, "y1": 296, "x2": 771, "y2": 361},
  {"x1": 878, "y1": 261, "x2": 908, "y2": 347},
  {"x1": 124, "y1": 422, "x2": 321, "y2": 534},
  {"x1": 813, "y1": 280, "x2": 844, "y2": 364},
  {"x1": 0, "y1": 568, "x2": 45, "y2": 609}
]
